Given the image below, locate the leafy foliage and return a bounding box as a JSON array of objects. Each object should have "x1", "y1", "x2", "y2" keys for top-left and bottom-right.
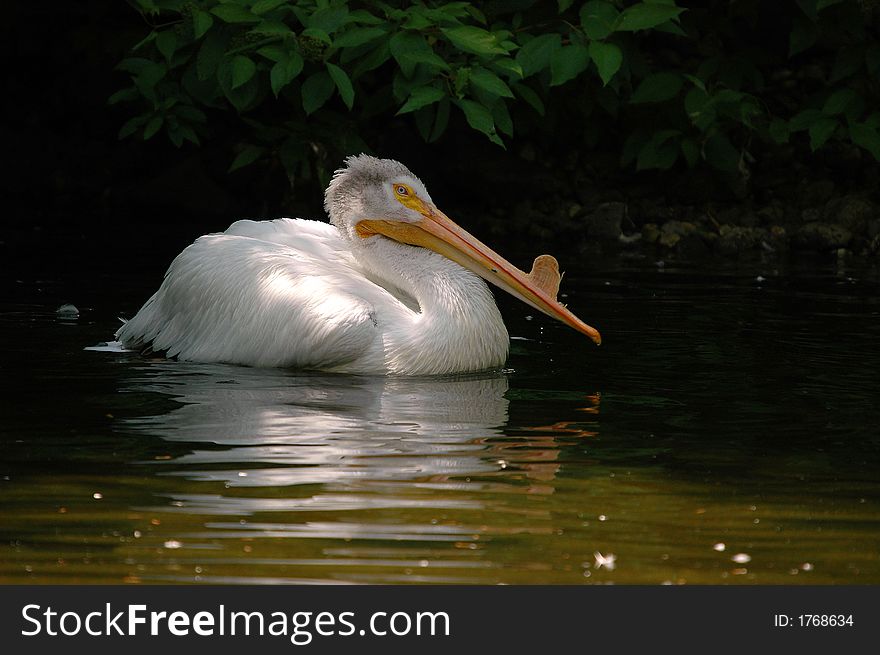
[{"x1": 113, "y1": 0, "x2": 880, "y2": 182}]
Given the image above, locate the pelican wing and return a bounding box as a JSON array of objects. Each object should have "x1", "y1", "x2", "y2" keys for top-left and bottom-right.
[{"x1": 116, "y1": 219, "x2": 381, "y2": 369}]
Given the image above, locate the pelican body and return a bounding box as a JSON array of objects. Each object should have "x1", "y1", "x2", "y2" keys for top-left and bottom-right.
[{"x1": 116, "y1": 156, "x2": 600, "y2": 375}]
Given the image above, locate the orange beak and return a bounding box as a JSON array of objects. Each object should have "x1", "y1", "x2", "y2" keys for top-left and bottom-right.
[{"x1": 356, "y1": 201, "x2": 602, "y2": 345}]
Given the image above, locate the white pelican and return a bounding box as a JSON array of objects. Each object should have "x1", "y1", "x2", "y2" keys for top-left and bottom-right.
[{"x1": 116, "y1": 155, "x2": 601, "y2": 375}]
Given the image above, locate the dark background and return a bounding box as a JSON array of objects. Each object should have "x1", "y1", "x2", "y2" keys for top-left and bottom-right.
[{"x1": 4, "y1": 1, "x2": 879, "y2": 286}]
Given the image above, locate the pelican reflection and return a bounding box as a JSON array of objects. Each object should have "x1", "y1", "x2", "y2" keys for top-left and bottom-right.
[{"x1": 119, "y1": 363, "x2": 512, "y2": 488}]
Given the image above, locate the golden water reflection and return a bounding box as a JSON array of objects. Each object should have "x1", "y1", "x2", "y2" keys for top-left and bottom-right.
[{"x1": 4, "y1": 359, "x2": 876, "y2": 585}]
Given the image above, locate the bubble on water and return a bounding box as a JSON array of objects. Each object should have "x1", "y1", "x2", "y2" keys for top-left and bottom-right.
[
  {"x1": 732, "y1": 553, "x2": 751, "y2": 564},
  {"x1": 801, "y1": 562, "x2": 814, "y2": 572},
  {"x1": 598, "y1": 515, "x2": 607, "y2": 522},
  {"x1": 713, "y1": 543, "x2": 726, "y2": 552},
  {"x1": 164, "y1": 540, "x2": 182, "y2": 549},
  {"x1": 92, "y1": 492, "x2": 103, "y2": 500}
]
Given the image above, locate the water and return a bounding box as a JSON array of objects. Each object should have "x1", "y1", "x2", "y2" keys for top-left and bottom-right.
[{"x1": 2, "y1": 244, "x2": 879, "y2": 584}]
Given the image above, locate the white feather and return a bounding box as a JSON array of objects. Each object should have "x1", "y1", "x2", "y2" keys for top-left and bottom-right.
[
  {"x1": 116, "y1": 217, "x2": 509, "y2": 375},
  {"x1": 116, "y1": 156, "x2": 513, "y2": 375}
]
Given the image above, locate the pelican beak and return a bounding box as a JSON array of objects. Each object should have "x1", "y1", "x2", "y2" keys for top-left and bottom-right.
[{"x1": 356, "y1": 203, "x2": 602, "y2": 345}]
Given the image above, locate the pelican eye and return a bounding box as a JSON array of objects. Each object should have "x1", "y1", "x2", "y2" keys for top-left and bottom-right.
[{"x1": 395, "y1": 184, "x2": 409, "y2": 196}]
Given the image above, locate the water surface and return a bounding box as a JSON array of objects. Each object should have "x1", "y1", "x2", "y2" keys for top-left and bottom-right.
[{"x1": 2, "y1": 246, "x2": 879, "y2": 584}]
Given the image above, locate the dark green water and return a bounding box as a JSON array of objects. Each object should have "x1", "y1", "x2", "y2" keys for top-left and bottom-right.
[{"x1": 2, "y1": 248, "x2": 879, "y2": 584}]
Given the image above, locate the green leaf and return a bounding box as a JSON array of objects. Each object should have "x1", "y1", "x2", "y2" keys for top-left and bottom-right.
[
  {"x1": 492, "y1": 100, "x2": 514, "y2": 137},
  {"x1": 704, "y1": 132, "x2": 740, "y2": 172},
  {"x1": 464, "y1": 4, "x2": 487, "y2": 24},
  {"x1": 442, "y1": 26, "x2": 506, "y2": 56},
  {"x1": 491, "y1": 58, "x2": 523, "y2": 79},
  {"x1": 231, "y1": 56, "x2": 256, "y2": 90},
  {"x1": 398, "y1": 85, "x2": 445, "y2": 114},
  {"x1": 307, "y1": 6, "x2": 350, "y2": 35},
  {"x1": 334, "y1": 27, "x2": 387, "y2": 49},
  {"x1": 252, "y1": 0, "x2": 288, "y2": 15},
  {"x1": 250, "y1": 20, "x2": 293, "y2": 36},
  {"x1": 349, "y1": 9, "x2": 384, "y2": 25},
  {"x1": 176, "y1": 124, "x2": 200, "y2": 145},
  {"x1": 630, "y1": 71, "x2": 683, "y2": 103},
  {"x1": 197, "y1": 31, "x2": 226, "y2": 80},
  {"x1": 301, "y1": 27, "x2": 332, "y2": 45},
  {"x1": 270, "y1": 51, "x2": 303, "y2": 96},
  {"x1": 550, "y1": 44, "x2": 590, "y2": 86},
  {"x1": 849, "y1": 122, "x2": 880, "y2": 160},
  {"x1": 430, "y1": 98, "x2": 451, "y2": 141},
  {"x1": 174, "y1": 104, "x2": 206, "y2": 123},
  {"x1": 193, "y1": 10, "x2": 213, "y2": 39},
  {"x1": 414, "y1": 104, "x2": 435, "y2": 141},
  {"x1": 588, "y1": 41, "x2": 623, "y2": 86},
  {"x1": 621, "y1": 128, "x2": 650, "y2": 165},
  {"x1": 816, "y1": 0, "x2": 845, "y2": 10},
  {"x1": 228, "y1": 145, "x2": 265, "y2": 172},
  {"x1": 352, "y1": 41, "x2": 391, "y2": 78},
  {"x1": 636, "y1": 129, "x2": 680, "y2": 170},
  {"x1": 456, "y1": 98, "x2": 501, "y2": 145},
  {"x1": 302, "y1": 70, "x2": 335, "y2": 114},
  {"x1": 453, "y1": 67, "x2": 470, "y2": 98},
  {"x1": 390, "y1": 32, "x2": 449, "y2": 76},
  {"x1": 809, "y1": 118, "x2": 838, "y2": 151},
  {"x1": 580, "y1": 1, "x2": 620, "y2": 41},
  {"x1": 795, "y1": 0, "x2": 818, "y2": 20},
  {"x1": 616, "y1": 3, "x2": 684, "y2": 32},
  {"x1": 168, "y1": 125, "x2": 184, "y2": 148},
  {"x1": 211, "y1": 4, "x2": 259, "y2": 24},
  {"x1": 156, "y1": 30, "x2": 177, "y2": 62},
  {"x1": 682, "y1": 73, "x2": 706, "y2": 92},
  {"x1": 131, "y1": 31, "x2": 157, "y2": 52},
  {"x1": 680, "y1": 137, "x2": 699, "y2": 167},
  {"x1": 116, "y1": 57, "x2": 155, "y2": 74},
  {"x1": 134, "y1": 61, "x2": 167, "y2": 99},
  {"x1": 822, "y1": 89, "x2": 858, "y2": 115},
  {"x1": 118, "y1": 114, "x2": 148, "y2": 139},
  {"x1": 789, "y1": 108, "x2": 823, "y2": 131},
  {"x1": 218, "y1": 59, "x2": 260, "y2": 112},
  {"x1": 830, "y1": 45, "x2": 863, "y2": 82},
  {"x1": 326, "y1": 63, "x2": 355, "y2": 109},
  {"x1": 768, "y1": 118, "x2": 790, "y2": 144},
  {"x1": 143, "y1": 115, "x2": 163, "y2": 140},
  {"x1": 108, "y1": 87, "x2": 138, "y2": 105},
  {"x1": 513, "y1": 82, "x2": 545, "y2": 116},
  {"x1": 558, "y1": 0, "x2": 575, "y2": 11},
  {"x1": 257, "y1": 45, "x2": 286, "y2": 62},
  {"x1": 516, "y1": 34, "x2": 561, "y2": 78},
  {"x1": 470, "y1": 67, "x2": 514, "y2": 97},
  {"x1": 789, "y1": 15, "x2": 817, "y2": 57}
]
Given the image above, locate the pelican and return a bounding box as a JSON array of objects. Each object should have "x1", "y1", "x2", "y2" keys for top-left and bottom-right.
[{"x1": 115, "y1": 155, "x2": 601, "y2": 375}]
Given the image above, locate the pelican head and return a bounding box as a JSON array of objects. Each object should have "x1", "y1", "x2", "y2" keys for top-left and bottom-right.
[{"x1": 325, "y1": 154, "x2": 601, "y2": 345}]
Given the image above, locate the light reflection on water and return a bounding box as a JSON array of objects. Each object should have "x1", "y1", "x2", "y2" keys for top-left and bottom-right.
[{"x1": 1, "y1": 257, "x2": 879, "y2": 584}]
